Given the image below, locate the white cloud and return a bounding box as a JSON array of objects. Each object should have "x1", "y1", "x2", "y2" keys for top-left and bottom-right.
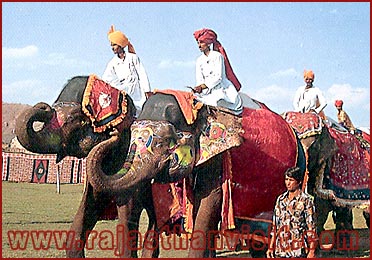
[
  {"x1": 251, "y1": 84, "x2": 294, "y2": 113},
  {"x1": 326, "y1": 83, "x2": 369, "y2": 107},
  {"x1": 253, "y1": 84, "x2": 293, "y2": 103},
  {"x1": 3, "y1": 47, "x2": 91, "y2": 70},
  {"x1": 3, "y1": 79, "x2": 56, "y2": 105},
  {"x1": 269, "y1": 68, "x2": 298, "y2": 78},
  {"x1": 158, "y1": 59, "x2": 194, "y2": 69},
  {"x1": 2, "y1": 45, "x2": 39, "y2": 59},
  {"x1": 42, "y1": 52, "x2": 90, "y2": 68}
]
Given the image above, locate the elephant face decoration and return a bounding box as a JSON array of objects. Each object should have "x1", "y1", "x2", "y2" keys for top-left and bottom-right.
[{"x1": 127, "y1": 120, "x2": 196, "y2": 182}]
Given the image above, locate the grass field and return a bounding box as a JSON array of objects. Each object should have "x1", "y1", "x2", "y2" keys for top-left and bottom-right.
[{"x1": 2, "y1": 181, "x2": 370, "y2": 258}]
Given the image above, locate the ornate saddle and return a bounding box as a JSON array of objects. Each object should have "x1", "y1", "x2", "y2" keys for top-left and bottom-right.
[
  {"x1": 81, "y1": 74, "x2": 133, "y2": 133},
  {"x1": 283, "y1": 111, "x2": 370, "y2": 206}
]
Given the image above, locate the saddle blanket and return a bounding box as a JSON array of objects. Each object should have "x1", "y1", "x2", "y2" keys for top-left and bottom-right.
[
  {"x1": 282, "y1": 111, "x2": 322, "y2": 138},
  {"x1": 326, "y1": 125, "x2": 370, "y2": 200},
  {"x1": 82, "y1": 74, "x2": 132, "y2": 133}
]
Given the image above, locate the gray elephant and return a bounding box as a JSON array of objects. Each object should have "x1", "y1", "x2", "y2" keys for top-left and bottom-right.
[
  {"x1": 87, "y1": 91, "x2": 310, "y2": 257},
  {"x1": 15, "y1": 75, "x2": 159, "y2": 258},
  {"x1": 88, "y1": 90, "x2": 369, "y2": 257},
  {"x1": 283, "y1": 111, "x2": 370, "y2": 249}
]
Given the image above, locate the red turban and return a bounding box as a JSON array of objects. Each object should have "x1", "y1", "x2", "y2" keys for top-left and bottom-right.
[
  {"x1": 193, "y1": 29, "x2": 218, "y2": 44},
  {"x1": 193, "y1": 28, "x2": 241, "y2": 91},
  {"x1": 335, "y1": 100, "x2": 343, "y2": 107}
]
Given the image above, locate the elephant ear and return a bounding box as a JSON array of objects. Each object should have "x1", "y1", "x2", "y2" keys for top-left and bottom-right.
[
  {"x1": 167, "y1": 131, "x2": 196, "y2": 181},
  {"x1": 196, "y1": 107, "x2": 244, "y2": 166}
]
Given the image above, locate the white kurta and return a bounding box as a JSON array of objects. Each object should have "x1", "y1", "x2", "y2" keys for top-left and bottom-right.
[
  {"x1": 195, "y1": 50, "x2": 242, "y2": 114},
  {"x1": 102, "y1": 53, "x2": 151, "y2": 112},
  {"x1": 293, "y1": 85, "x2": 327, "y2": 114}
]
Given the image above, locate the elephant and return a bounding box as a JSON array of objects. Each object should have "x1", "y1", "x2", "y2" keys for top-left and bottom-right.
[
  {"x1": 15, "y1": 75, "x2": 159, "y2": 258},
  {"x1": 88, "y1": 90, "x2": 370, "y2": 257},
  {"x1": 87, "y1": 90, "x2": 310, "y2": 257},
  {"x1": 283, "y1": 112, "x2": 370, "y2": 249}
]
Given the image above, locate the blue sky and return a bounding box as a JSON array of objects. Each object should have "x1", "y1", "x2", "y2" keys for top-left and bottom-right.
[{"x1": 2, "y1": 2, "x2": 370, "y2": 128}]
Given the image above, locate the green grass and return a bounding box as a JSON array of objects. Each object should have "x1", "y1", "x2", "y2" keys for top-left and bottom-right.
[{"x1": 2, "y1": 181, "x2": 370, "y2": 258}]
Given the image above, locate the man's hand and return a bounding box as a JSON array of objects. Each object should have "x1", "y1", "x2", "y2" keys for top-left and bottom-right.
[{"x1": 192, "y1": 84, "x2": 207, "y2": 94}]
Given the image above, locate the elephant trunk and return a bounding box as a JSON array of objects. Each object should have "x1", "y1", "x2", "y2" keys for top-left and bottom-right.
[
  {"x1": 15, "y1": 102, "x2": 62, "y2": 154},
  {"x1": 87, "y1": 120, "x2": 196, "y2": 195}
]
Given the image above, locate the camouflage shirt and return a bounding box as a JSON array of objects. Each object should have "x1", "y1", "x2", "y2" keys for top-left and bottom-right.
[{"x1": 270, "y1": 190, "x2": 316, "y2": 257}]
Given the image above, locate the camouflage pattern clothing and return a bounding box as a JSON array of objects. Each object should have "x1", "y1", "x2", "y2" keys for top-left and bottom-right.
[{"x1": 270, "y1": 190, "x2": 316, "y2": 257}]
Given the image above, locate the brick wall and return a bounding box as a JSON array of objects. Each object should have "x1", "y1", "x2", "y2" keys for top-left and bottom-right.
[{"x1": 2, "y1": 151, "x2": 86, "y2": 184}]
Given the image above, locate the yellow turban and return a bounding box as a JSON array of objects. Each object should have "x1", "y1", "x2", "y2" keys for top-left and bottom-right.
[
  {"x1": 303, "y1": 70, "x2": 315, "y2": 80},
  {"x1": 107, "y1": 25, "x2": 135, "y2": 53}
]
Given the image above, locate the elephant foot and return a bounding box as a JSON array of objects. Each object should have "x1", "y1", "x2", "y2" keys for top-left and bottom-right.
[
  {"x1": 66, "y1": 248, "x2": 85, "y2": 258},
  {"x1": 362, "y1": 211, "x2": 370, "y2": 228}
]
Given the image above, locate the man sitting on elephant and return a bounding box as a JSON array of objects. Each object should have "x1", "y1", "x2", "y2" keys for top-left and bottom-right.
[
  {"x1": 190, "y1": 28, "x2": 243, "y2": 115},
  {"x1": 293, "y1": 70, "x2": 327, "y2": 120},
  {"x1": 102, "y1": 25, "x2": 151, "y2": 115}
]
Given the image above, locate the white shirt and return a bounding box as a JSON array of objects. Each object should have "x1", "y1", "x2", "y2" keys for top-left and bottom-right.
[
  {"x1": 102, "y1": 53, "x2": 151, "y2": 112},
  {"x1": 195, "y1": 50, "x2": 242, "y2": 114},
  {"x1": 293, "y1": 85, "x2": 327, "y2": 114}
]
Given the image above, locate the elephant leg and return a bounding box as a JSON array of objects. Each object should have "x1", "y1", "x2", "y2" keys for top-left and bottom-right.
[
  {"x1": 332, "y1": 207, "x2": 353, "y2": 250},
  {"x1": 363, "y1": 210, "x2": 370, "y2": 228},
  {"x1": 116, "y1": 195, "x2": 141, "y2": 258},
  {"x1": 188, "y1": 186, "x2": 222, "y2": 258},
  {"x1": 141, "y1": 184, "x2": 160, "y2": 258},
  {"x1": 314, "y1": 197, "x2": 332, "y2": 235},
  {"x1": 187, "y1": 156, "x2": 223, "y2": 258},
  {"x1": 66, "y1": 184, "x2": 107, "y2": 258}
]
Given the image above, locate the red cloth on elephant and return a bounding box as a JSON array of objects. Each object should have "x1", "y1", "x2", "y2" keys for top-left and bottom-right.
[
  {"x1": 153, "y1": 89, "x2": 203, "y2": 124},
  {"x1": 283, "y1": 111, "x2": 322, "y2": 138},
  {"x1": 227, "y1": 106, "x2": 299, "y2": 224},
  {"x1": 326, "y1": 126, "x2": 370, "y2": 199},
  {"x1": 82, "y1": 74, "x2": 132, "y2": 133}
]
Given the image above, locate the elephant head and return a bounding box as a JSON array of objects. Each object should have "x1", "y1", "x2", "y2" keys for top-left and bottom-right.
[
  {"x1": 87, "y1": 92, "x2": 208, "y2": 194},
  {"x1": 15, "y1": 76, "x2": 136, "y2": 162}
]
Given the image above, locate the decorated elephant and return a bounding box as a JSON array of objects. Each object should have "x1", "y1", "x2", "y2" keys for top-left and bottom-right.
[
  {"x1": 15, "y1": 75, "x2": 159, "y2": 258},
  {"x1": 87, "y1": 90, "x2": 309, "y2": 257},
  {"x1": 283, "y1": 112, "x2": 370, "y2": 241}
]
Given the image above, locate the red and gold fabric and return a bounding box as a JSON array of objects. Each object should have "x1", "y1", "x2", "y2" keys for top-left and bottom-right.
[
  {"x1": 326, "y1": 125, "x2": 370, "y2": 200},
  {"x1": 82, "y1": 74, "x2": 132, "y2": 133},
  {"x1": 282, "y1": 111, "x2": 323, "y2": 138},
  {"x1": 153, "y1": 89, "x2": 203, "y2": 125}
]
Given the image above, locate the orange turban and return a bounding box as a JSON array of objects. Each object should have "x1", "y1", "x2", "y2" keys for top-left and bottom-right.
[
  {"x1": 193, "y1": 28, "x2": 241, "y2": 91},
  {"x1": 335, "y1": 100, "x2": 343, "y2": 107},
  {"x1": 303, "y1": 70, "x2": 315, "y2": 80},
  {"x1": 107, "y1": 25, "x2": 135, "y2": 53}
]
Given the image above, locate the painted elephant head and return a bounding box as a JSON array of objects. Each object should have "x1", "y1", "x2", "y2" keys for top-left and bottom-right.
[
  {"x1": 15, "y1": 76, "x2": 136, "y2": 163},
  {"x1": 87, "y1": 92, "x2": 208, "y2": 194}
]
